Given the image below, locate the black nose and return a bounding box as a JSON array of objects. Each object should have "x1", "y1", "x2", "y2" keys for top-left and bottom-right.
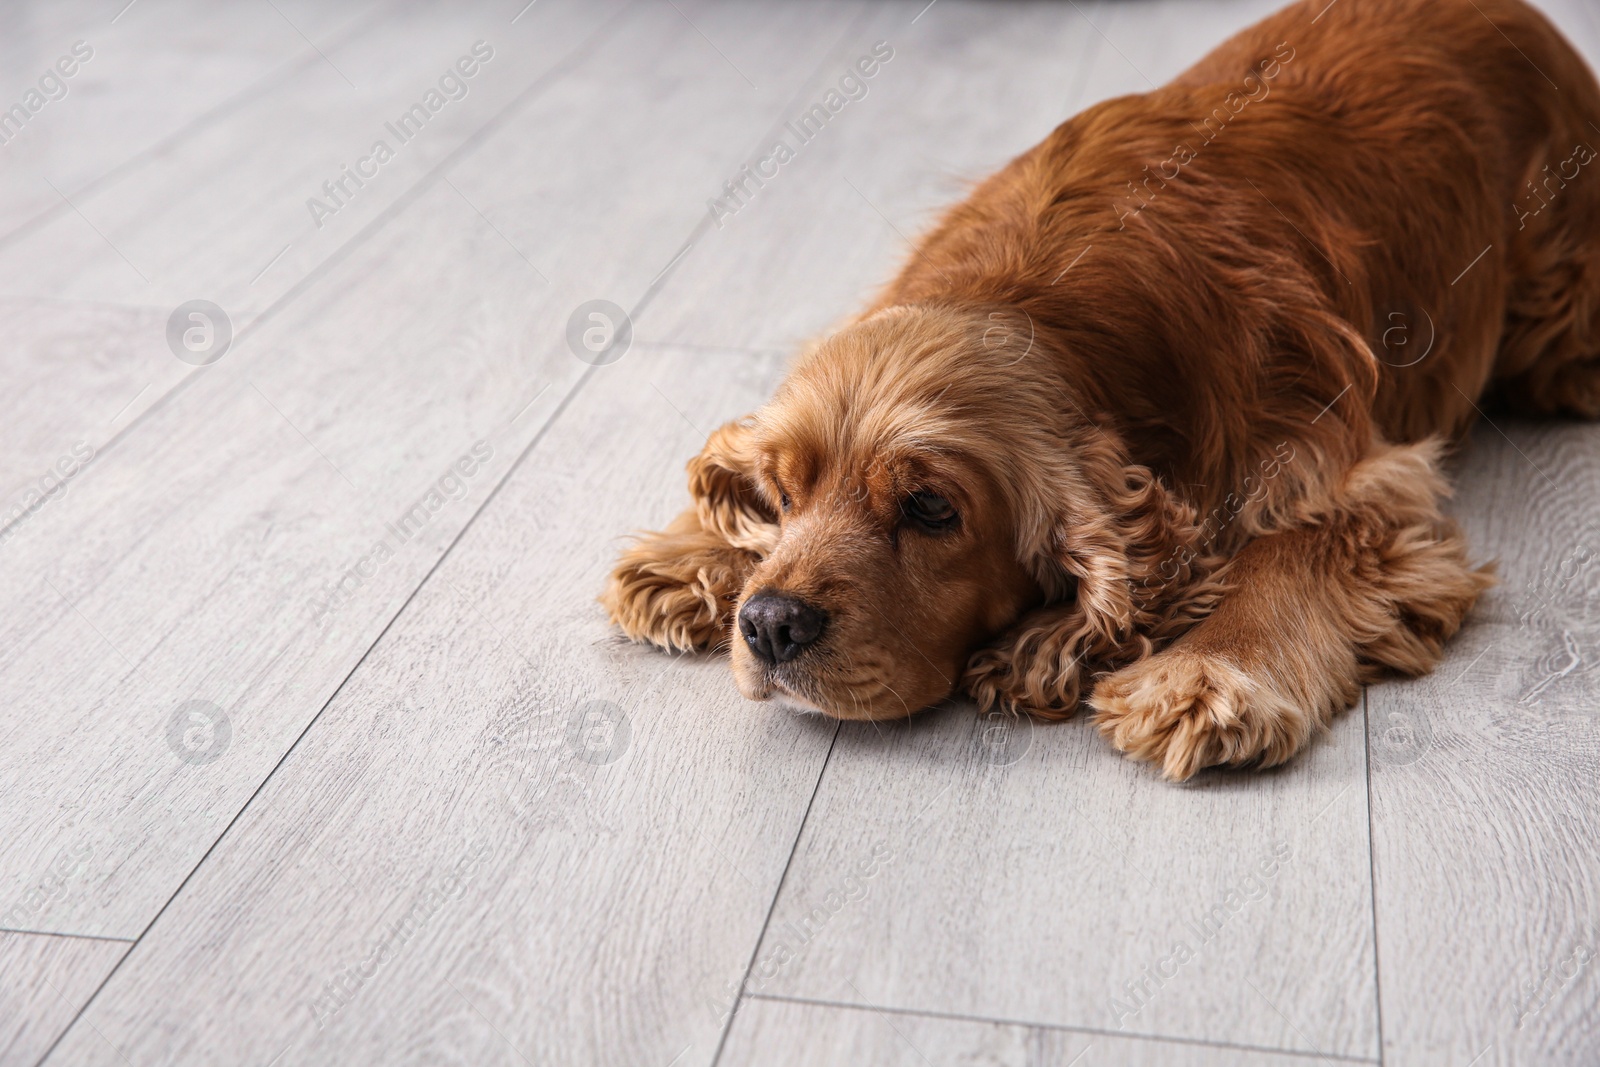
[{"x1": 738, "y1": 592, "x2": 827, "y2": 664}]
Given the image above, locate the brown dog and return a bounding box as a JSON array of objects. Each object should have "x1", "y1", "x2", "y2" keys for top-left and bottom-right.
[{"x1": 605, "y1": 0, "x2": 1600, "y2": 779}]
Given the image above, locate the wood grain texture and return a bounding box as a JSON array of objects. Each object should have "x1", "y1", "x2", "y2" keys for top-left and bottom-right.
[
  {"x1": 0, "y1": 0, "x2": 856, "y2": 939},
  {"x1": 0, "y1": 0, "x2": 623, "y2": 554},
  {"x1": 0, "y1": 0, "x2": 385, "y2": 247},
  {"x1": 0, "y1": 299, "x2": 186, "y2": 530},
  {"x1": 1366, "y1": 420, "x2": 1600, "y2": 1067},
  {"x1": 0, "y1": 932, "x2": 125, "y2": 1066},
  {"x1": 735, "y1": 702, "x2": 1378, "y2": 1060},
  {"x1": 39, "y1": 340, "x2": 829, "y2": 1067},
  {"x1": 2, "y1": 1, "x2": 1598, "y2": 1064},
  {"x1": 0, "y1": 0, "x2": 622, "y2": 317},
  {"x1": 642, "y1": 0, "x2": 1288, "y2": 354},
  {"x1": 721, "y1": 995, "x2": 1360, "y2": 1066}
]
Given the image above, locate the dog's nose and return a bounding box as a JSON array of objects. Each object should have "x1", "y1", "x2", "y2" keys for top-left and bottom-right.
[{"x1": 738, "y1": 592, "x2": 827, "y2": 664}]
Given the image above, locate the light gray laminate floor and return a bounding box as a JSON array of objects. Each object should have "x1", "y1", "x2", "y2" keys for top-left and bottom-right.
[{"x1": 1, "y1": 1, "x2": 1597, "y2": 1065}]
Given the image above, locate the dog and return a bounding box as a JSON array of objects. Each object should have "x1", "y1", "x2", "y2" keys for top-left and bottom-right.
[{"x1": 604, "y1": 0, "x2": 1600, "y2": 780}]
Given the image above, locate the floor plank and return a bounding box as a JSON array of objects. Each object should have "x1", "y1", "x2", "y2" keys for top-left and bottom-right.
[
  {"x1": 0, "y1": 0, "x2": 623, "y2": 319},
  {"x1": 643, "y1": 0, "x2": 1288, "y2": 355},
  {"x1": 0, "y1": 0, "x2": 856, "y2": 940},
  {"x1": 0, "y1": 0, "x2": 624, "y2": 532},
  {"x1": 734, "y1": 702, "x2": 1377, "y2": 1060},
  {"x1": 0, "y1": 299, "x2": 186, "y2": 535},
  {"x1": 0, "y1": 0, "x2": 385, "y2": 246},
  {"x1": 0, "y1": 932, "x2": 126, "y2": 1066},
  {"x1": 720, "y1": 994, "x2": 1362, "y2": 1066},
  {"x1": 1366, "y1": 420, "x2": 1600, "y2": 1066},
  {"x1": 38, "y1": 339, "x2": 828, "y2": 1067}
]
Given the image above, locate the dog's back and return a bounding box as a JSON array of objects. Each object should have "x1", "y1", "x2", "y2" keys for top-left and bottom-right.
[
  {"x1": 873, "y1": 0, "x2": 1600, "y2": 491},
  {"x1": 1181, "y1": 0, "x2": 1600, "y2": 435}
]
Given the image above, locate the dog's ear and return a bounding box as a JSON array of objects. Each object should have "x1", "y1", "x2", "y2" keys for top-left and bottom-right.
[
  {"x1": 1037, "y1": 435, "x2": 1212, "y2": 649},
  {"x1": 688, "y1": 417, "x2": 780, "y2": 554},
  {"x1": 967, "y1": 426, "x2": 1223, "y2": 716},
  {"x1": 1049, "y1": 441, "x2": 1203, "y2": 643}
]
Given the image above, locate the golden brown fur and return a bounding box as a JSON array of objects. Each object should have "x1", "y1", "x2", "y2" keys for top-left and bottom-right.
[{"x1": 605, "y1": 0, "x2": 1600, "y2": 778}]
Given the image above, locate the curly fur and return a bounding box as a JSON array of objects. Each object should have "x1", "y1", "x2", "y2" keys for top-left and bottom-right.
[{"x1": 605, "y1": 0, "x2": 1600, "y2": 778}]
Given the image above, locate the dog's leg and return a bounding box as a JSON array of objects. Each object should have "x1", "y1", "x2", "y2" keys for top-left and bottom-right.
[
  {"x1": 1090, "y1": 442, "x2": 1493, "y2": 781},
  {"x1": 1492, "y1": 84, "x2": 1600, "y2": 419},
  {"x1": 1495, "y1": 231, "x2": 1600, "y2": 418},
  {"x1": 602, "y1": 508, "x2": 761, "y2": 654},
  {"x1": 604, "y1": 417, "x2": 776, "y2": 654}
]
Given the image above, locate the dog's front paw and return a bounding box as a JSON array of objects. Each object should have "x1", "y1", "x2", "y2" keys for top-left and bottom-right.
[
  {"x1": 1089, "y1": 650, "x2": 1312, "y2": 781},
  {"x1": 603, "y1": 514, "x2": 759, "y2": 654}
]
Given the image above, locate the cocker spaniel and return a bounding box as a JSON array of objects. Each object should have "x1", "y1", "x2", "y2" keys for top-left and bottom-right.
[{"x1": 605, "y1": 0, "x2": 1600, "y2": 779}]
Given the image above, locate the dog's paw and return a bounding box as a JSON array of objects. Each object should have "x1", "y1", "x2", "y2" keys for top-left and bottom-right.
[
  {"x1": 604, "y1": 555, "x2": 731, "y2": 652},
  {"x1": 1088, "y1": 650, "x2": 1312, "y2": 781},
  {"x1": 602, "y1": 521, "x2": 758, "y2": 654}
]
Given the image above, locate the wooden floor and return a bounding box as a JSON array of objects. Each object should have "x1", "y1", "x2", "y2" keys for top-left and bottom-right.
[{"x1": 2, "y1": 1, "x2": 1597, "y2": 1064}]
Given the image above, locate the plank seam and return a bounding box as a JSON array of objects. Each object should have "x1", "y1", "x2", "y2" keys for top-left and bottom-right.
[
  {"x1": 23, "y1": 10, "x2": 653, "y2": 1067},
  {"x1": 0, "y1": 927, "x2": 136, "y2": 944},
  {"x1": 1361, "y1": 688, "x2": 1387, "y2": 1065},
  {"x1": 0, "y1": 0, "x2": 394, "y2": 256},
  {"x1": 8, "y1": 0, "x2": 640, "y2": 532},
  {"x1": 743, "y1": 991, "x2": 1381, "y2": 1065},
  {"x1": 710, "y1": 723, "x2": 842, "y2": 1067}
]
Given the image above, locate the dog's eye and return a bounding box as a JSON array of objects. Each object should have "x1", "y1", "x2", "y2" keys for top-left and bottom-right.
[
  {"x1": 902, "y1": 491, "x2": 957, "y2": 531},
  {"x1": 779, "y1": 490, "x2": 791, "y2": 511}
]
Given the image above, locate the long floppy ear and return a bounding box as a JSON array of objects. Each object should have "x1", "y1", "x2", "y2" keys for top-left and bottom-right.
[
  {"x1": 965, "y1": 426, "x2": 1224, "y2": 718},
  {"x1": 1038, "y1": 431, "x2": 1218, "y2": 649},
  {"x1": 602, "y1": 418, "x2": 778, "y2": 654},
  {"x1": 688, "y1": 418, "x2": 780, "y2": 553}
]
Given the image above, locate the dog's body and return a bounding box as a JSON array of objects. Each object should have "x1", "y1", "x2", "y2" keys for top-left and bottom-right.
[{"x1": 606, "y1": 0, "x2": 1600, "y2": 779}]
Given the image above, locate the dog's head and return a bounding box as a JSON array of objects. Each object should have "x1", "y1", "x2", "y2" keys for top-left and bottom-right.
[{"x1": 691, "y1": 304, "x2": 1195, "y2": 720}]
